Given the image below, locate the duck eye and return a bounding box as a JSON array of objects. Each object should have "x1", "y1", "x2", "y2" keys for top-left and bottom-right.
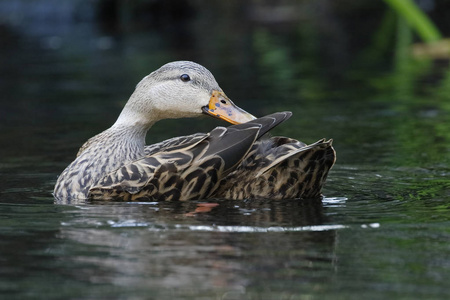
[{"x1": 180, "y1": 74, "x2": 191, "y2": 82}]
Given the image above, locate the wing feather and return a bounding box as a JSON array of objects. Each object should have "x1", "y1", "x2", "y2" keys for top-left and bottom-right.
[{"x1": 89, "y1": 112, "x2": 292, "y2": 200}]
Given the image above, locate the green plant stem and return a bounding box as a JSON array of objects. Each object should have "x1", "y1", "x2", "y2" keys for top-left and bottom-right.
[{"x1": 384, "y1": 0, "x2": 442, "y2": 43}]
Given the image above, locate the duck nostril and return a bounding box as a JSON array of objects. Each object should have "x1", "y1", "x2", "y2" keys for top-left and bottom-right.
[{"x1": 220, "y1": 100, "x2": 227, "y2": 104}]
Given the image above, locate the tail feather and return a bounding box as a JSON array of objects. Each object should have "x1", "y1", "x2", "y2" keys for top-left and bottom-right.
[
  {"x1": 255, "y1": 139, "x2": 332, "y2": 177},
  {"x1": 212, "y1": 137, "x2": 336, "y2": 200}
]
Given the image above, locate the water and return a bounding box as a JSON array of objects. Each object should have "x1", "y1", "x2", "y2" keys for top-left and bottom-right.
[{"x1": 1, "y1": 1, "x2": 450, "y2": 299}]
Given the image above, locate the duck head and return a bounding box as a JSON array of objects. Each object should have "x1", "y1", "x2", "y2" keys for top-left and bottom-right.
[{"x1": 115, "y1": 61, "x2": 256, "y2": 127}]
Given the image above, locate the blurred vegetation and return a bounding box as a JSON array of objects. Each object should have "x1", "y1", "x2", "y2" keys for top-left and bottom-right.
[
  {"x1": 1, "y1": 0, "x2": 449, "y2": 168},
  {"x1": 384, "y1": 0, "x2": 442, "y2": 42},
  {"x1": 1, "y1": 4, "x2": 450, "y2": 299}
]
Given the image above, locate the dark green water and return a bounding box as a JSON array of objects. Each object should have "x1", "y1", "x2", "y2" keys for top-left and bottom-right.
[{"x1": 1, "y1": 2, "x2": 450, "y2": 299}]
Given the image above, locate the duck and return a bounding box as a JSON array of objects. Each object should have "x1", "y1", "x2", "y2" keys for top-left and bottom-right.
[{"x1": 53, "y1": 61, "x2": 336, "y2": 203}]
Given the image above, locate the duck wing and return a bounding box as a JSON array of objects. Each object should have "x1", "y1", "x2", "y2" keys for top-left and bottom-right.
[
  {"x1": 212, "y1": 137, "x2": 336, "y2": 200},
  {"x1": 88, "y1": 112, "x2": 291, "y2": 201},
  {"x1": 144, "y1": 133, "x2": 208, "y2": 156}
]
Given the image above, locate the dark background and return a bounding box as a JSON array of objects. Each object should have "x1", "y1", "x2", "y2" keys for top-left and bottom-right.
[{"x1": 0, "y1": 1, "x2": 449, "y2": 299}]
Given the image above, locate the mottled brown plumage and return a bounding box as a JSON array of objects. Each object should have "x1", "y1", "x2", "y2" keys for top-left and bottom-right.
[
  {"x1": 54, "y1": 61, "x2": 335, "y2": 203},
  {"x1": 213, "y1": 137, "x2": 335, "y2": 199},
  {"x1": 89, "y1": 112, "x2": 302, "y2": 201}
]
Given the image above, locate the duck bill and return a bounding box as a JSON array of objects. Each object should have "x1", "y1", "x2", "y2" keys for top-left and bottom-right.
[{"x1": 202, "y1": 90, "x2": 257, "y2": 124}]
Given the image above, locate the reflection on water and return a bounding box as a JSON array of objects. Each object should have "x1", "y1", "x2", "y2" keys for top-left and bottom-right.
[
  {"x1": 0, "y1": 197, "x2": 341, "y2": 299},
  {"x1": 1, "y1": 1, "x2": 450, "y2": 299}
]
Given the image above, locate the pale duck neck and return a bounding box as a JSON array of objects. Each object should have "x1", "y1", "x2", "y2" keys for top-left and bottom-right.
[
  {"x1": 113, "y1": 92, "x2": 158, "y2": 129},
  {"x1": 105, "y1": 94, "x2": 158, "y2": 160}
]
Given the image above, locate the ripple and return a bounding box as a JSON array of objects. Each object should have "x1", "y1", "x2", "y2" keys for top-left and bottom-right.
[
  {"x1": 107, "y1": 220, "x2": 151, "y2": 228},
  {"x1": 176, "y1": 224, "x2": 348, "y2": 233},
  {"x1": 322, "y1": 196, "x2": 348, "y2": 207}
]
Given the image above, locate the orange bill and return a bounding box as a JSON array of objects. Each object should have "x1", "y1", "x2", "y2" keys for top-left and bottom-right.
[{"x1": 202, "y1": 90, "x2": 257, "y2": 124}]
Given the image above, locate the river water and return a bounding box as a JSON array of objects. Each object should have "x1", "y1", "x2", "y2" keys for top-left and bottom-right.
[{"x1": 1, "y1": 2, "x2": 450, "y2": 299}]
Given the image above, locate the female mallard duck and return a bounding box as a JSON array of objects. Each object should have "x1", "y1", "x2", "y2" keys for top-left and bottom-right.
[{"x1": 54, "y1": 61, "x2": 335, "y2": 203}]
